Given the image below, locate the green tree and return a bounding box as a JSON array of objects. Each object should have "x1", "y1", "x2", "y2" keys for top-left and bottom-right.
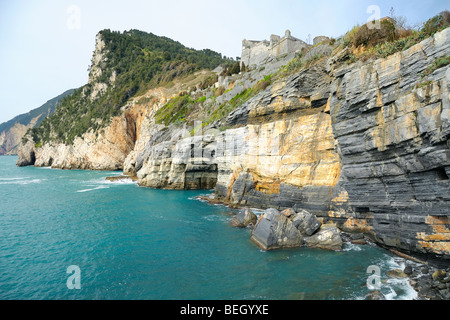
[
  {"x1": 229, "y1": 61, "x2": 241, "y2": 75},
  {"x1": 31, "y1": 29, "x2": 233, "y2": 145}
]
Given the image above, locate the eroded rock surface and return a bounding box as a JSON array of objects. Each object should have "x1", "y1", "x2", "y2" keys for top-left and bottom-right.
[{"x1": 16, "y1": 27, "x2": 450, "y2": 262}]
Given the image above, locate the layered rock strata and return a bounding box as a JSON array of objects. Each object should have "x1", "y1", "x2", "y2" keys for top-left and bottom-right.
[
  {"x1": 212, "y1": 29, "x2": 450, "y2": 263},
  {"x1": 215, "y1": 63, "x2": 339, "y2": 213},
  {"x1": 328, "y1": 28, "x2": 450, "y2": 262},
  {"x1": 135, "y1": 131, "x2": 218, "y2": 189},
  {"x1": 250, "y1": 207, "x2": 343, "y2": 251},
  {"x1": 16, "y1": 28, "x2": 450, "y2": 262}
]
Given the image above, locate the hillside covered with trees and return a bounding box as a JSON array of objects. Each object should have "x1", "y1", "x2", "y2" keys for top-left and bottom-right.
[{"x1": 29, "y1": 29, "x2": 234, "y2": 145}]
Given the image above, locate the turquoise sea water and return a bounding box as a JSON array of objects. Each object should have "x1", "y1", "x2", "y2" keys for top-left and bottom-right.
[{"x1": 0, "y1": 156, "x2": 417, "y2": 300}]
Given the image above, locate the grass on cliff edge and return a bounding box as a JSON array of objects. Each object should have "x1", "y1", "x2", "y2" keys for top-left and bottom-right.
[
  {"x1": 422, "y1": 56, "x2": 450, "y2": 77},
  {"x1": 340, "y1": 10, "x2": 450, "y2": 63},
  {"x1": 154, "y1": 74, "x2": 274, "y2": 130},
  {"x1": 204, "y1": 75, "x2": 273, "y2": 127}
]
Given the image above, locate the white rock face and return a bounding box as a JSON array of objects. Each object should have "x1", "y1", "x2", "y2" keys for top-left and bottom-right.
[
  {"x1": 33, "y1": 114, "x2": 134, "y2": 170},
  {"x1": 0, "y1": 115, "x2": 41, "y2": 155},
  {"x1": 135, "y1": 132, "x2": 218, "y2": 190},
  {"x1": 87, "y1": 33, "x2": 116, "y2": 101},
  {"x1": 88, "y1": 33, "x2": 107, "y2": 84}
]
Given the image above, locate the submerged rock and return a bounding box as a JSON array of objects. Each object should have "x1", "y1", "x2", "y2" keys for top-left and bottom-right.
[
  {"x1": 105, "y1": 175, "x2": 137, "y2": 182},
  {"x1": 349, "y1": 233, "x2": 366, "y2": 245},
  {"x1": 404, "y1": 265, "x2": 413, "y2": 275},
  {"x1": 366, "y1": 290, "x2": 386, "y2": 300},
  {"x1": 386, "y1": 269, "x2": 408, "y2": 279}
]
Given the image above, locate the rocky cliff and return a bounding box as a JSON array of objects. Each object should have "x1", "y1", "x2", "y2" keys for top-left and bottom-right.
[
  {"x1": 213, "y1": 28, "x2": 450, "y2": 263},
  {"x1": 17, "y1": 107, "x2": 137, "y2": 170},
  {"x1": 0, "y1": 89, "x2": 74, "y2": 155},
  {"x1": 132, "y1": 28, "x2": 450, "y2": 263},
  {"x1": 16, "y1": 25, "x2": 450, "y2": 263},
  {"x1": 328, "y1": 29, "x2": 450, "y2": 262}
]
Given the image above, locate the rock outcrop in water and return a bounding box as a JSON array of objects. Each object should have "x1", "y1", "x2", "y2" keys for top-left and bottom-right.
[
  {"x1": 250, "y1": 207, "x2": 343, "y2": 251},
  {"x1": 251, "y1": 208, "x2": 304, "y2": 250},
  {"x1": 16, "y1": 24, "x2": 450, "y2": 263},
  {"x1": 212, "y1": 28, "x2": 450, "y2": 263},
  {"x1": 231, "y1": 208, "x2": 258, "y2": 228}
]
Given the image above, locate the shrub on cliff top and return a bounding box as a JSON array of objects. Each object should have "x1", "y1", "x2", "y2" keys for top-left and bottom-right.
[
  {"x1": 352, "y1": 19, "x2": 397, "y2": 48},
  {"x1": 342, "y1": 25, "x2": 361, "y2": 47},
  {"x1": 422, "y1": 10, "x2": 450, "y2": 36},
  {"x1": 341, "y1": 11, "x2": 450, "y2": 62}
]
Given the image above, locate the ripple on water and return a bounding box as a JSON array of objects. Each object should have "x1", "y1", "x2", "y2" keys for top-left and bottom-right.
[{"x1": 0, "y1": 156, "x2": 419, "y2": 300}]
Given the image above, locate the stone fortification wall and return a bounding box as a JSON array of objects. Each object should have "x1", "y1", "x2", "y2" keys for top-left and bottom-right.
[{"x1": 241, "y1": 30, "x2": 309, "y2": 68}]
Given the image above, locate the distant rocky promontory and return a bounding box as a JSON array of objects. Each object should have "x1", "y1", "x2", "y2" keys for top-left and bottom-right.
[{"x1": 0, "y1": 89, "x2": 74, "y2": 156}]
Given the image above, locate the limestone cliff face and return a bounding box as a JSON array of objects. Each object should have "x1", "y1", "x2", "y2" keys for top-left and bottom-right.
[
  {"x1": 214, "y1": 64, "x2": 339, "y2": 214},
  {"x1": 18, "y1": 102, "x2": 144, "y2": 170},
  {"x1": 16, "y1": 27, "x2": 450, "y2": 261},
  {"x1": 211, "y1": 28, "x2": 450, "y2": 262},
  {"x1": 1, "y1": 89, "x2": 74, "y2": 155},
  {"x1": 125, "y1": 87, "x2": 218, "y2": 189},
  {"x1": 135, "y1": 131, "x2": 217, "y2": 189},
  {"x1": 0, "y1": 116, "x2": 40, "y2": 155},
  {"x1": 34, "y1": 117, "x2": 133, "y2": 170},
  {"x1": 87, "y1": 33, "x2": 116, "y2": 101},
  {"x1": 328, "y1": 28, "x2": 450, "y2": 260}
]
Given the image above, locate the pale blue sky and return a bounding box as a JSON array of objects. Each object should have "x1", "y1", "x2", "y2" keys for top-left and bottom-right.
[{"x1": 0, "y1": 0, "x2": 448, "y2": 124}]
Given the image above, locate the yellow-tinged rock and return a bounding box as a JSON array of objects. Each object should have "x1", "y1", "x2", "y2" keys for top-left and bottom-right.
[{"x1": 416, "y1": 216, "x2": 450, "y2": 255}]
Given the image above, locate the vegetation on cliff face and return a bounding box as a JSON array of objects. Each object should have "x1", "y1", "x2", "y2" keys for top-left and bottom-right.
[
  {"x1": 29, "y1": 29, "x2": 232, "y2": 145},
  {"x1": 28, "y1": 11, "x2": 450, "y2": 147},
  {"x1": 203, "y1": 75, "x2": 273, "y2": 127},
  {"x1": 152, "y1": 10, "x2": 450, "y2": 132},
  {"x1": 342, "y1": 10, "x2": 450, "y2": 62},
  {"x1": 422, "y1": 55, "x2": 450, "y2": 76},
  {"x1": 96, "y1": 29, "x2": 229, "y2": 91},
  {"x1": 154, "y1": 93, "x2": 193, "y2": 125},
  {"x1": 153, "y1": 72, "x2": 273, "y2": 129}
]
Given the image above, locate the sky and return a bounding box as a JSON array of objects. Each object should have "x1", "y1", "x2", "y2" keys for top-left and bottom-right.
[{"x1": 0, "y1": 0, "x2": 448, "y2": 124}]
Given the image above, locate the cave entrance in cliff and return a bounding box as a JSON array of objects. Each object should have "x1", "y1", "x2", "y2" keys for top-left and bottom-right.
[
  {"x1": 436, "y1": 167, "x2": 449, "y2": 181},
  {"x1": 184, "y1": 166, "x2": 218, "y2": 190},
  {"x1": 30, "y1": 150, "x2": 36, "y2": 166},
  {"x1": 192, "y1": 174, "x2": 218, "y2": 190},
  {"x1": 197, "y1": 177, "x2": 207, "y2": 189},
  {"x1": 125, "y1": 112, "x2": 137, "y2": 149}
]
